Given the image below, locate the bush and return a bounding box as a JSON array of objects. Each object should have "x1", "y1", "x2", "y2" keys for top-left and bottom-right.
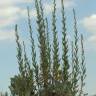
[{"x1": 9, "y1": 0, "x2": 87, "y2": 96}]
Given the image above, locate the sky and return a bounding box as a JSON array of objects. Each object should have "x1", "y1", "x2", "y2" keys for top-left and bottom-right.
[{"x1": 0, "y1": 0, "x2": 96, "y2": 95}]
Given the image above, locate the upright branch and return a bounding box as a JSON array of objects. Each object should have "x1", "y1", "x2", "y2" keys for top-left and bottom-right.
[
  {"x1": 35, "y1": 0, "x2": 49, "y2": 95},
  {"x1": 61, "y1": 0, "x2": 71, "y2": 95},
  {"x1": 71, "y1": 41, "x2": 75, "y2": 94},
  {"x1": 79, "y1": 34, "x2": 86, "y2": 96},
  {"x1": 72, "y1": 9, "x2": 80, "y2": 96},
  {"x1": 23, "y1": 41, "x2": 29, "y2": 77},
  {"x1": 45, "y1": 18, "x2": 51, "y2": 79},
  {"x1": 52, "y1": 0, "x2": 60, "y2": 82},
  {"x1": 61, "y1": 0, "x2": 69, "y2": 82},
  {"x1": 23, "y1": 41, "x2": 35, "y2": 96},
  {"x1": 27, "y1": 7, "x2": 39, "y2": 93},
  {"x1": 15, "y1": 24, "x2": 24, "y2": 76}
]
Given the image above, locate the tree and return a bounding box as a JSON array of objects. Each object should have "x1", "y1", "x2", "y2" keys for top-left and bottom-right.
[{"x1": 9, "y1": 0, "x2": 87, "y2": 96}]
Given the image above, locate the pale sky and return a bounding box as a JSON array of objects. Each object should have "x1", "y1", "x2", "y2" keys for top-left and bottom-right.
[{"x1": 0, "y1": 0, "x2": 96, "y2": 95}]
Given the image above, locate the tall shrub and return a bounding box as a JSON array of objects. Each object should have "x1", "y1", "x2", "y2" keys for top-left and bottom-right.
[{"x1": 9, "y1": 0, "x2": 87, "y2": 96}]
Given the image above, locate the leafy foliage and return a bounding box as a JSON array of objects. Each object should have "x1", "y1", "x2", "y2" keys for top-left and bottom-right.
[{"x1": 9, "y1": 0, "x2": 87, "y2": 96}]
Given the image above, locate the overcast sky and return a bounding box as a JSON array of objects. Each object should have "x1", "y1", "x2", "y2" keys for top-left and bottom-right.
[{"x1": 0, "y1": 0, "x2": 96, "y2": 95}]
